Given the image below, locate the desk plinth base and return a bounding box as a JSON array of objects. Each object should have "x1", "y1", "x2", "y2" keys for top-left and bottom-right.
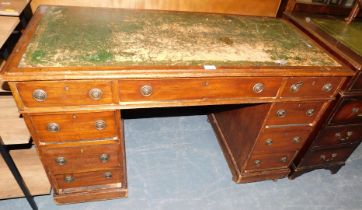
[
  {"x1": 208, "y1": 113, "x2": 290, "y2": 183},
  {"x1": 54, "y1": 187, "x2": 128, "y2": 204}
]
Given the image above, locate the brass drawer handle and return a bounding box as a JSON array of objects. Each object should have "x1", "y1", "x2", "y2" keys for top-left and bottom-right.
[
  {"x1": 292, "y1": 136, "x2": 301, "y2": 144},
  {"x1": 322, "y1": 83, "x2": 333, "y2": 92},
  {"x1": 280, "y1": 156, "x2": 288, "y2": 163},
  {"x1": 335, "y1": 131, "x2": 353, "y2": 142},
  {"x1": 99, "y1": 153, "x2": 109, "y2": 163},
  {"x1": 254, "y1": 160, "x2": 261, "y2": 165},
  {"x1": 265, "y1": 138, "x2": 273, "y2": 146},
  {"x1": 352, "y1": 107, "x2": 360, "y2": 114},
  {"x1": 32, "y1": 89, "x2": 48, "y2": 102},
  {"x1": 95, "y1": 120, "x2": 106, "y2": 130},
  {"x1": 55, "y1": 156, "x2": 66, "y2": 166},
  {"x1": 276, "y1": 109, "x2": 287, "y2": 118},
  {"x1": 320, "y1": 153, "x2": 338, "y2": 162},
  {"x1": 253, "y1": 83, "x2": 264, "y2": 93},
  {"x1": 306, "y1": 109, "x2": 315, "y2": 117},
  {"x1": 104, "y1": 171, "x2": 112, "y2": 179},
  {"x1": 47, "y1": 123, "x2": 60, "y2": 132},
  {"x1": 140, "y1": 85, "x2": 153, "y2": 96},
  {"x1": 88, "y1": 88, "x2": 103, "y2": 100},
  {"x1": 290, "y1": 82, "x2": 303, "y2": 93},
  {"x1": 64, "y1": 175, "x2": 74, "y2": 183}
]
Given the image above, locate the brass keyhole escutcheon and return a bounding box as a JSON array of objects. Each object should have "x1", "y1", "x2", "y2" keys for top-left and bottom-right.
[
  {"x1": 47, "y1": 123, "x2": 60, "y2": 132},
  {"x1": 306, "y1": 109, "x2": 315, "y2": 117},
  {"x1": 99, "y1": 153, "x2": 110, "y2": 163},
  {"x1": 276, "y1": 109, "x2": 287, "y2": 118},
  {"x1": 104, "y1": 171, "x2": 113, "y2": 179},
  {"x1": 265, "y1": 139, "x2": 273, "y2": 146},
  {"x1": 55, "y1": 156, "x2": 66, "y2": 166}
]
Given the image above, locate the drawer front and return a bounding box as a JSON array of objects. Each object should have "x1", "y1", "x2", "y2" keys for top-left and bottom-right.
[
  {"x1": 27, "y1": 111, "x2": 119, "y2": 142},
  {"x1": 349, "y1": 71, "x2": 362, "y2": 92},
  {"x1": 245, "y1": 152, "x2": 296, "y2": 171},
  {"x1": 329, "y1": 97, "x2": 362, "y2": 125},
  {"x1": 299, "y1": 147, "x2": 357, "y2": 167},
  {"x1": 15, "y1": 80, "x2": 116, "y2": 107},
  {"x1": 53, "y1": 168, "x2": 124, "y2": 190},
  {"x1": 41, "y1": 144, "x2": 122, "y2": 174},
  {"x1": 280, "y1": 77, "x2": 343, "y2": 98},
  {"x1": 312, "y1": 125, "x2": 362, "y2": 148},
  {"x1": 253, "y1": 126, "x2": 312, "y2": 154},
  {"x1": 266, "y1": 101, "x2": 325, "y2": 126},
  {"x1": 119, "y1": 77, "x2": 282, "y2": 102}
]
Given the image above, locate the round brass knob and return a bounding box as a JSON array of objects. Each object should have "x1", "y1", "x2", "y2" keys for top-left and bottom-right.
[
  {"x1": 95, "y1": 120, "x2": 106, "y2": 130},
  {"x1": 32, "y1": 89, "x2": 48, "y2": 102},
  {"x1": 64, "y1": 175, "x2": 74, "y2": 183},
  {"x1": 140, "y1": 85, "x2": 153, "y2": 97},
  {"x1": 335, "y1": 132, "x2": 345, "y2": 142},
  {"x1": 352, "y1": 107, "x2": 360, "y2": 113},
  {"x1": 276, "y1": 109, "x2": 287, "y2": 118},
  {"x1": 104, "y1": 171, "x2": 112, "y2": 179},
  {"x1": 55, "y1": 156, "x2": 66, "y2": 165},
  {"x1": 306, "y1": 109, "x2": 315, "y2": 117},
  {"x1": 265, "y1": 139, "x2": 273, "y2": 146},
  {"x1": 290, "y1": 82, "x2": 303, "y2": 93},
  {"x1": 322, "y1": 83, "x2": 333, "y2": 92},
  {"x1": 254, "y1": 160, "x2": 261, "y2": 165},
  {"x1": 99, "y1": 153, "x2": 109, "y2": 163},
  {"x1": 253, "y1": 83, "x2": 264, "y2": 93},
  {"x1": 47, "y1": 123, "x2": 60, "y2": 132},
  {"x1": 280, "y1": 156, "x2": 288, "y2": 163},
  {"x1": 88, "y1": 88, "x2": 103, "y2": 100},
  {"x1": 292, "y1": 136, "x2": 301, "y2": 144}
]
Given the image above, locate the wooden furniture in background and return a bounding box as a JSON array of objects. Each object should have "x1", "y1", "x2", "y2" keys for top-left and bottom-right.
[{"x1": 284, "y1": 6, "x2": 362, "y2": 178}]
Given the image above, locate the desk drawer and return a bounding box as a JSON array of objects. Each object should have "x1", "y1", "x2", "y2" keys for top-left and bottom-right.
[
  {"x1": 266, "y1": 101, "x2": 325, "y2": 126},
  {"x1": 119, "y1": 77, "x2": 282, "y2": 103},
  {"x1": 280, "y1": 77, "x2": 342, "y2": 99},
  {"x1": 253, "y1": 126, "x2": 312, "y2": 154},
  {"x1": 329, "y1": 97, "x2": 362, "y2": 125},
  {"x1": 245, "y1": 152, "x2": 295, "y2": 172},
  {"x1": 299, "y1": 147, "x2": 357, "y2": 167},
  {"x1": 26, "y1": 111, "x2": 120, "y2": 143},
  {"x1": 312, "y1": 125, "x2": 362, "y2": 148},
  {"x1": 41, "y1": 144, "x2": 122, "y2": 174},
  {"x1": 14, "y1": 80, "x2": 117, "y2": 107},
  {"x1": 53, "y1": 168, "x2": 124, "y2": 191}
]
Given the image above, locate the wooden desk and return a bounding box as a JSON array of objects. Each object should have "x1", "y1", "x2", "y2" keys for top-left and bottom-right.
[
  {"x1": 1, "y1": 6, "x2": 354, "y2": 204},
  {"x1": 0, "y1": 0, "x2": 29, "y2": 16},
  {"x1": 285, "y1": 13, "x2": 362, "y2": 179}
]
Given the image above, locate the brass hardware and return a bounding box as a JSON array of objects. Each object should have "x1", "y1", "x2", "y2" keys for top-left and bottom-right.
[
  {"x1": 64, "y1": 175, "x2": 74, "y2": 183},
  {"x1": 88, "y1": 88, "x2": 103, "y2": 100},
  {"x1": 322, "y1": 83, "x2": 333, "y2": 92},
  {"x1": 265, "y1": 138, "x2": 273, "y2": 146},
  {"x1": 320, "y1": 153, "x2": 338, "y2": 162},
  {"x1": 280, "y1": 156, "x2": 288, "y2": 163},
  {"x1": 253, "y1": 83, "x2": 264, "y2": 93},
  {"x1": 99, "y1": 153, "x2": 109, "y2": 163},
  {"x1": 104, "y1": 171, "x2": 112, "y2": 179},
  {"x1": 140, "y1": 85, "x2": 153, "y2": 96},
  {"x1": 276, "y1": 109, "x2": 287, "y2": 118},
  {"x1": 306, "y1": 109, "x2": 315, "y2": 117},
  {"x1": 32, "y1": 89, "x2": 47, "y2": 102},
  {"x1": 95, "y1": 120, "x2": 106, "y2": 130},
  {"x1": 292, "y1": 136, "x2": 301, "y2": 144},
  {"x1": 290, "y1": 82, "x2": 304, "y2": 93},
  {"x1": 352, "y1": 107, "x2": 360, "y2": 113},
  {"x1": 55, "y1": 157, "x2": 66, "y2": 166},
  {"x1": 47, "y1": 123, "x2": 60, "y2": 132},
  {"x1": 254, "y1": 160, "x2": 261, "y2": 165},
  {"x1": 335, "y1": 131, "x2": 353, "y2": 142}
]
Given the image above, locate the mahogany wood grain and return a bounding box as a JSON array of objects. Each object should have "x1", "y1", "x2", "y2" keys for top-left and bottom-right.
[
  {"x1": 329, "y1": 96, "x2": 362, "y2": 124},
  {"x1": 311, "y1": 124, "x2": 362, "y2": 148},
  {"x1": 252, "y1": 126, "x2": 312, "y2": 154},
  {"x1": 30, "y1": 0, "x2": 282, "y2": 17},
  {"x1": 119, "y1": 78, "x2": 283, "y2": 103},
  {"x1": 265, "y1": 101, "x2": 326, "y2": 126},
  {"x1": 25, "y1": 111, "x2": 120, "y2": 143},
  {"x1": 15, "y1": 80, "x2": 118, "y2": 108},
  {"x1": 40, "y1": 144, "x2": 122, "y2": 174}
]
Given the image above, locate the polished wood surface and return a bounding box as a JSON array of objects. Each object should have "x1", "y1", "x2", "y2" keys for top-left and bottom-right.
[
  {"x1": 30, "y1": 0, "x2": 282, "y2": 17},
  {"x1": 0, "y1": 0, "x2": 29, "y2": 16}
]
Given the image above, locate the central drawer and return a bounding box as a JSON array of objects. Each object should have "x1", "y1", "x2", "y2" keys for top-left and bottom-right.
[
  {"x1": 119, "y1": 77, "x2": 282, "y2": 103},
  {"x1": 244, "y1": 152, "x2": 296, "y2": 172},
  {"x1": 25, "y1": 111, "x2": 120, "y2": 143}
]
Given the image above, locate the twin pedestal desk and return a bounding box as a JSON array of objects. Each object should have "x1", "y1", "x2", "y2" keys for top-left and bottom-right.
[{"x1": 1, "y1": 6, "x2": 359, "y2": 204}]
